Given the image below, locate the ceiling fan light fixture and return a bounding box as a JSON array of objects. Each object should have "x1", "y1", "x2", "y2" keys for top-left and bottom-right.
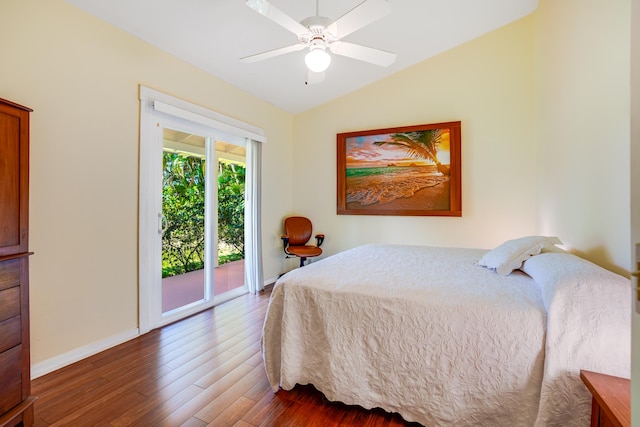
[{"x1": 305, "y1": 46, "x2": 331, "y2": 73}]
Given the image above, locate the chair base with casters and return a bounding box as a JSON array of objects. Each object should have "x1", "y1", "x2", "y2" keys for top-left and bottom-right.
[{"x1": 281, "y1": 216, "x2": 324, "y2": 267}]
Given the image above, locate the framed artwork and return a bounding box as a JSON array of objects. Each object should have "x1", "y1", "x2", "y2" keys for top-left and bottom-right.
[{"x1": 337, "y1": 121, "x2": 461, "y2": 216}]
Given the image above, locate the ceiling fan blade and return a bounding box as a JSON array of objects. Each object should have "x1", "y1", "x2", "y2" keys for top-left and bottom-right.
[
  {"x1": 245, "y1": 0, "x2": 308, "y2": 36},
  {"x1": 240, "y1": 43, "x2": 305, "y2": 63},
  {"x1": 305, "y1": 70, "x2": 325, "y2": 85},
  {"x1": 326, "y1": 0, "x2": 391, "y2": 39},
  {"x1": 329, "y1": 41, "x2": 396, "y2": 67}
]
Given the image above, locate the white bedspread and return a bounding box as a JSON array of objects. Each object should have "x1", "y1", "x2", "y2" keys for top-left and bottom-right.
[
  {"x1": 262, "y1": 244, "x2": 630, "y2": 426},
  {"x1": 521, "y1": 252, "x2": 631, "y2": 426}
]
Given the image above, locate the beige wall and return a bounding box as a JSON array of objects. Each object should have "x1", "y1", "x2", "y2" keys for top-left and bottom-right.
[
  {"x1": 292, "y1": 15, "x2": 537, "y2": 257},
  {"x1": 533, "y1": 0, "x2": 631, "y2": 275},
  {"x1": 292, "y1": 0, "x2": 633, "y2": 272},
  {"x1": 533, "y1": 0, "x2": 635, "y2": 419},
  {"x1": 631, "y1": 0, "x2": 640, "y2": 422},
  {"x1": 0, "y1": 0, "x2": 294, "y2": 365}
]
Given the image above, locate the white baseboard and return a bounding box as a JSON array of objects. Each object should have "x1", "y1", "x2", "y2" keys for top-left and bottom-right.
[
  {"x1": 264, "y1": 275, "x2": 278, "y2": 286},
  {"x1": 31, "y1": 328, "x2": 140, "y2": 379}
]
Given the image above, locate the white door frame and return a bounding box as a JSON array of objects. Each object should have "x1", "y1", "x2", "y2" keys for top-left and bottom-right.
[{"x1": 138, "y1": 86, "x2": 264, "y2": 334}]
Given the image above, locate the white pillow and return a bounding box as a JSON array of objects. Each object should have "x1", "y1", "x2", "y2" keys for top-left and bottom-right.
[{"x1": 478, "y1": 236, "x2": 562, "y2": 275}]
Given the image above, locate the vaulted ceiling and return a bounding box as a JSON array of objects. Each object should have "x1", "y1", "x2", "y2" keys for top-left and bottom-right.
[{"x1": 65, "y1": 0, "x2": 538, "y2": 114}]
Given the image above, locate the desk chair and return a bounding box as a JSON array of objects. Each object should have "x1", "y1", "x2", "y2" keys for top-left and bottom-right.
[{"x1": 281, "y1": 216, "x2": 325, "y2": 267}]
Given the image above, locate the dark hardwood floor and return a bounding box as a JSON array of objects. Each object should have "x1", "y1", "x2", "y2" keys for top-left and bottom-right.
[{"x1": 31, "y1": 286, "x2": 419, "y2": 426}]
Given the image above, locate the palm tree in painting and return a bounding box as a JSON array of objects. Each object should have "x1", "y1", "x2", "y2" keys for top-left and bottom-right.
[{"x1": 373, "y1": 130, "x2": 449, "y2": 175}]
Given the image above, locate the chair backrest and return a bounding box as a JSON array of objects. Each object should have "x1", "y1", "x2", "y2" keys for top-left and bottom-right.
[{"x1": 284, "y1": 216, "x2": 313, "y2": 246}]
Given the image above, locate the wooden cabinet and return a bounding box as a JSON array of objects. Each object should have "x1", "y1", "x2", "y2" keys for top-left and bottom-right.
[
  {"x1": 0, "y1": 99, "x2": 30, "y2": 257},
  {"x1": 580, "y1": 370, "x2": 630, "y2": 427},
  {"x1": 0, "y1": 98, "x2": 35, "y2": 427}
]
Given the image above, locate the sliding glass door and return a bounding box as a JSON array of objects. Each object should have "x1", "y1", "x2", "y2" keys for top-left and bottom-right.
[
  {"x1": 139, "y1": 86, "x2": 264, "y2": 333},
  {"x1": 161, "y1": 129, "x2": 247, "y2": 315}
]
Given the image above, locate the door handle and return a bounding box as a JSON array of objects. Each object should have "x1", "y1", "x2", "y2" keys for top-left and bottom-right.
[{"x1": 158, "y1": 213, "x2": 167, "y2": 235}]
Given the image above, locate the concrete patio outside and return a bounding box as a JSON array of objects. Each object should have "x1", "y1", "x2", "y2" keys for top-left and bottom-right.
[{"x1": 161, "y1": 259, "x2": 245, "y2": 312}]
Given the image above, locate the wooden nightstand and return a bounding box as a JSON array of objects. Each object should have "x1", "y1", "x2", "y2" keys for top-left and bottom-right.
[{"x1": 580, "y1": 370, "x2": 630, "y2": 427}]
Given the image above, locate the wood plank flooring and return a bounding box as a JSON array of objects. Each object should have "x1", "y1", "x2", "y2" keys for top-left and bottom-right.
[{"x1": 31, "y1": 286, "x2": 419, "y2": 426}]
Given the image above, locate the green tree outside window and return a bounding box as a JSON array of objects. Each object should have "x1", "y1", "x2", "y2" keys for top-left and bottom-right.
[{"x1": 162, "y1": 152, "x2": 245, "y2": 278}]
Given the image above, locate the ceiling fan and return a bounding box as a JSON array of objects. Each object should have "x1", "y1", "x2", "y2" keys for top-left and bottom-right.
[{"x1": 241, "y1": 0, "x2": 396, "y2": 84}]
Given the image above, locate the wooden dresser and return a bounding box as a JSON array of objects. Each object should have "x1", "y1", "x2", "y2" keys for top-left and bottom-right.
[{"x1": 0, "y1": 98, "x2": 35, "y2": 427}]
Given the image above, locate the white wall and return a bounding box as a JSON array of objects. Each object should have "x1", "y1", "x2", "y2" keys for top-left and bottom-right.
[
  {"x1": 0, "y1": 0, "x2": 294, "y2": 366},
  {"x1": 533, "y1": 0, "x2": 631, "y2": 275},
  {"x1": 292, "y1": 15, "x2": 537, "y2": 257}
]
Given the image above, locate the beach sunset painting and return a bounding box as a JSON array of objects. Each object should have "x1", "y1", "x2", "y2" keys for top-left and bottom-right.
[{"x1": 337, "y1": 122, "x2": 461, "y2": 216}]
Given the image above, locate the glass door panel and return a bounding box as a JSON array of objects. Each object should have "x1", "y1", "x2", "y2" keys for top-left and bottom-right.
[
  {"x1": 161, "y1": 128, "x2": 208, "y2": 314},
  {"x1": 214, "y1": 141, "x2": 246, "y2": 295}
]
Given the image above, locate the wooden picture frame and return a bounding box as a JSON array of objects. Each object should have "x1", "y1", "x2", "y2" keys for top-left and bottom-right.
[{"x1": 337, "y1": 121, "x2": 461, "y2": 216}]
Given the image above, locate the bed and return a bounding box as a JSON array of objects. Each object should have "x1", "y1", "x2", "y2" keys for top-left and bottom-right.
[{"x1": 261, "y1": 238, "x2": 631, "y2": 426}]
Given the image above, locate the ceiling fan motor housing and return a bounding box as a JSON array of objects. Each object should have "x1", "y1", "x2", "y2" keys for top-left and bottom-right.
[{"x1": 299, "y1": 16, "x2": 336, "y2": 46}]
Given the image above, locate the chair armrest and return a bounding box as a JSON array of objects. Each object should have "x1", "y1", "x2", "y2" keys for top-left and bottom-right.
[
  {"x1": 315, "y1": 234, "x2": 325, "y2": 247},
  {"x1": 281, "y1": 235, "x2": 290, "y2": 254}
]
